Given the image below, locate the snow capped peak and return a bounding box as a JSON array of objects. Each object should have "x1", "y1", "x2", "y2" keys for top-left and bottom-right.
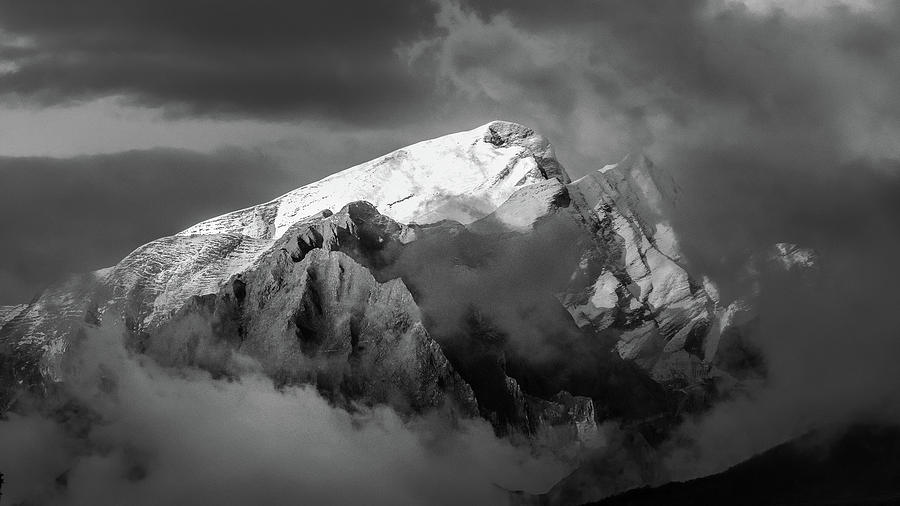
[{"x1": 179, "y1": 121, "x2": 568, "y2": 240}]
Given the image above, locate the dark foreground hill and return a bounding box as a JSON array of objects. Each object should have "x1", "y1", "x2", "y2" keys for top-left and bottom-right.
[{"x1": 594, "y1": 424, "x2": 900, "y2": 506}]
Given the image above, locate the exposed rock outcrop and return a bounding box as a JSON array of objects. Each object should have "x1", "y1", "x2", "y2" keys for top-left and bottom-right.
[
  {"x1": 147, "y1": 246, "x2": 479, "y2": 416},
  {"x1": 561, "y1": 154, "x2": 714, "y2": 390}
]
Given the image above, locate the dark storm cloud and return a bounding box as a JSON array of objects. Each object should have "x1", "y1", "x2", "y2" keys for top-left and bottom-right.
[
  {"x1": 0, "y1": 148, "x2": 297, "y2": 304},
  {"x1": 408, "y1": 0, "x2": 900, "y2": 171},
  {"x1": 0, "y1": 0, "x2": 438, "y2": 122}
]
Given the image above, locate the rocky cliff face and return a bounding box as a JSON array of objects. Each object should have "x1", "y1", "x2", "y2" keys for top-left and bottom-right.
[
  {"x1": 562, "y1": 154, "x2": 714, "y2": 387},
  {"x1": 0, "y1": 120, "x2": 792, "y2": 500}
]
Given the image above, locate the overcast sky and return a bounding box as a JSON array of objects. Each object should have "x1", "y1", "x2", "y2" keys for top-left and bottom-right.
[{"x1": 1, "y1": 0, "x2": 899, "y2": 303}]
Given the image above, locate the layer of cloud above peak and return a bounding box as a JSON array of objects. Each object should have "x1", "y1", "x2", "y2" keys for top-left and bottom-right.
[
  {"x1": 410, "y1": 0, "x2": 900, "y2": 166},
  {"x1": 0, "y1": 0, "x2": 439, "y2": 122},
  {"x1": 2, "y1": 0, "x2": 899, "y2": 167}
]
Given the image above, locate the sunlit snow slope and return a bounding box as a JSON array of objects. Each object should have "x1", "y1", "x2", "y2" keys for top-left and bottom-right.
[{"x1": 180, "y1": 121, "x2": 568, "y2": 239}]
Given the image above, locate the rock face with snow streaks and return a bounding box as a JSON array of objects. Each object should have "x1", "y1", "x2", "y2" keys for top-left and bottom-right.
[{"x1": 560, "y1": 154, "x2": 715, "y2": 387}]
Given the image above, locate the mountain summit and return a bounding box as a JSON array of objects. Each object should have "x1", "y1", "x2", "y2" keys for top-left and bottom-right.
[{"x1": 181, "y1": 120, "x2": 569, "y2": 238}]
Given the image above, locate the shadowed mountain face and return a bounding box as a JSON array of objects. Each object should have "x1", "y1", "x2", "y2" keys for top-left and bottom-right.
[
  {"x1": 592, "y1": 424, "x2": 900, "y2": 506},
  {"x1": 0, "y1": 121, "x2": 798, "y2": 502}
]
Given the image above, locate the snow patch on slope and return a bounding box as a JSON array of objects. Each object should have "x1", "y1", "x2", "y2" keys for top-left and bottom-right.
[
  {"x1": 180, "y1": 121, "x2": 568, "y2": 239},
  {"x1": 469, "y1": 178, "x2": 570, "y2": 233}
]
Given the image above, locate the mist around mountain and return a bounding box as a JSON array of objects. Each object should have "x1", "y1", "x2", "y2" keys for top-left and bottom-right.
[{"x1": 1, "y1": 121, "x2": 898, "y2": 505}]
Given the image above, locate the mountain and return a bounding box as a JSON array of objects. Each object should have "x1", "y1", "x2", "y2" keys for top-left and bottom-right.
[{"x1": 0, "y1": 121, "x2": 773, "y2": 501}]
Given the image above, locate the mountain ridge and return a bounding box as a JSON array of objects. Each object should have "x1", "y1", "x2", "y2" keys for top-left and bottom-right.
[{"x1": 178, "y1": 120, "x2": 569, "y2": 239}]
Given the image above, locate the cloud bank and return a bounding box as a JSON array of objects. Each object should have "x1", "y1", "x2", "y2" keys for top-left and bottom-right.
[
  {"x1": 0, "y1": 0, "x2": 439, "y2": 123},
  {"x1": 0, "y1": 321, "x2": 566, "y2": 505}
]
